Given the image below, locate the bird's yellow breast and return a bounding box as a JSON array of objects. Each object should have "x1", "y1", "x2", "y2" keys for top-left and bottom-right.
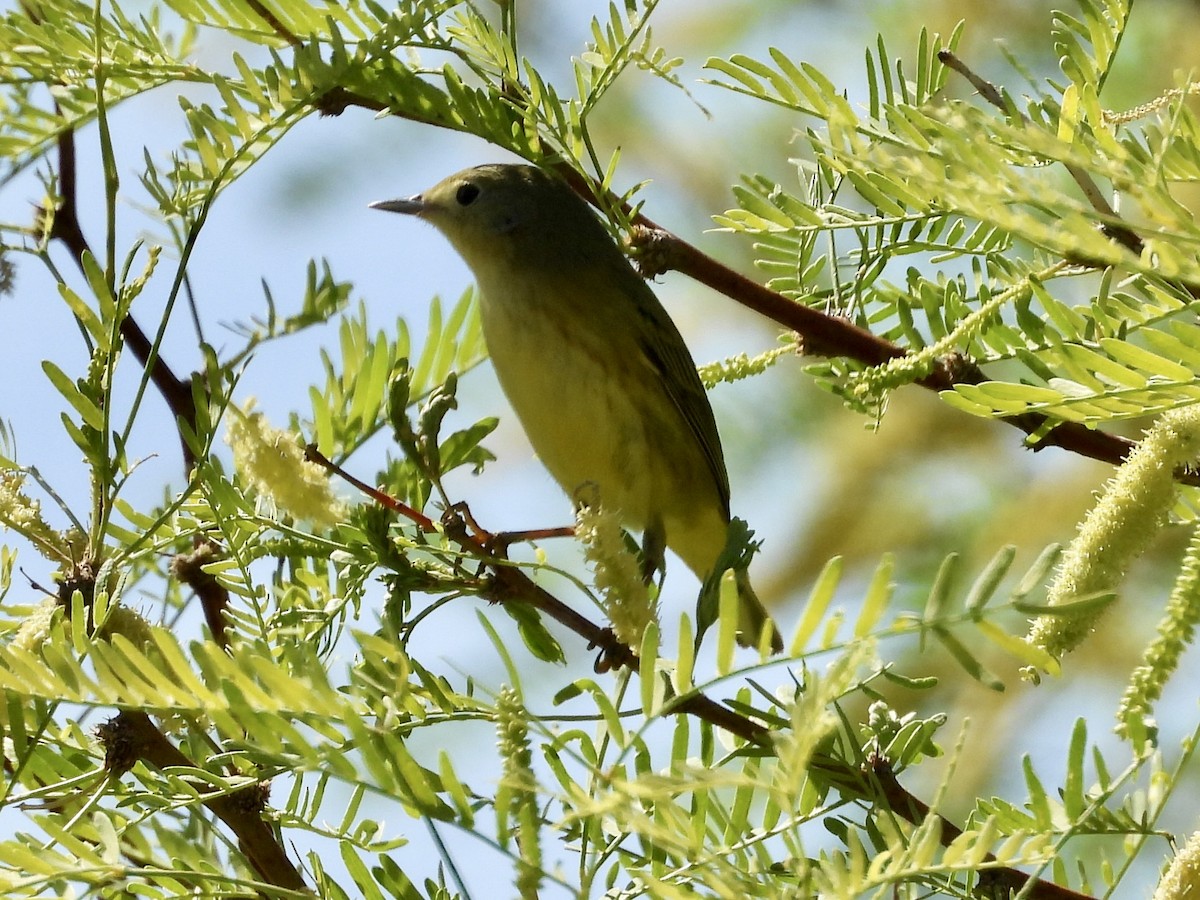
[{"x1": 476, "y1": 271, "x2": 727, "y2": 574}]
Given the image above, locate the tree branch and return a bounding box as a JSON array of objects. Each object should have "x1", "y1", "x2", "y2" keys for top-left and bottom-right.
[
  {"x1": 51, "y1": 117, "x2": 234, "y2": 661},
  {"x1": 307, "y1": 446, "x2": 1093, "y2": 900},
  {"x1": 48, "y1": 104, "x2": 266, "y2": 886},
  {"x1": 98, "y1": 711, "x2": 308, "y2": 894},
  {"x1": 870, "y1": 756, "x2": 1095, "y2": 900},
  {"x1": 626, "y1": 223, "x2": 1200, "y2": 483},
  {"x1": 937, "y1": 50, "x2": 1146, "y2": 256},
  {"x1": 50, "y1": 126, "x2": 200, "y2": 472}
]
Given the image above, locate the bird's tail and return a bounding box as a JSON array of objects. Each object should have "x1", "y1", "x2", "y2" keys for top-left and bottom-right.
[{"x1": 735, "y1": 568, "x2": 784, "y2": 653}]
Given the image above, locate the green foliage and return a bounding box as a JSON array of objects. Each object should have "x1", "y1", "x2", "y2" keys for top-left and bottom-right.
[
  {"x1": 708, "y1": 13, "x2": 1200, "y2": 425},
  {"x1": 2, "y1": 0, "x2": 1200, "y2": 897}
]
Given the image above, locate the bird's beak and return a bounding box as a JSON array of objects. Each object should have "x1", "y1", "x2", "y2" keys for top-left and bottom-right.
[{"x1": 369, "y1": 195, "x2": 426, "y2": 215}]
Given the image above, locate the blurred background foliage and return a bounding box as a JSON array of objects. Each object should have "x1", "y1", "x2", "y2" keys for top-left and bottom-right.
[{"x1": 3, "y1": 0, "x2": 1200, "y2": 894}]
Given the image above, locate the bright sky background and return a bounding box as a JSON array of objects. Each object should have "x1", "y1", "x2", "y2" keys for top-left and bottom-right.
[{"x1": 3, "y1": 1, "x2": 1198, "y2": 894}]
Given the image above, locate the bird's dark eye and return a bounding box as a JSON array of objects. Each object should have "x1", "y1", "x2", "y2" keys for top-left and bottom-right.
[{"x1": 456, "y1": 183, "x2": 480, "y2": 206}]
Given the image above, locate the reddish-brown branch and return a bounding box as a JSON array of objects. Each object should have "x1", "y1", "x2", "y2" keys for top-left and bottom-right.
[
  {"x1": 553, "y1": 167, "x2": 1200, "y2": 486},
  {"x1": 650, "y1": 226, "x2": 1200, "y2": 480},
  {"x1": 50, "y1": 127, "x2": 199, "y2": 471},
  {"x1": 937, "y1": 50, "x2": 1146, "y2": 256},
  {"x1": 312, "y1": 448, "x2": 1107, "y2": 899},
  {"x1": 871, "y1": 756, "x2": 1096, "y2": 900},
  {"x1": 99, "y1": 711, "x2": 307, "y2": 892},
  {"x1": 47, "y1": 106, "x2": 274, "y2": 888},
  {"x1": 171, "y1": 540, "x2": 230, "y2": 649}
]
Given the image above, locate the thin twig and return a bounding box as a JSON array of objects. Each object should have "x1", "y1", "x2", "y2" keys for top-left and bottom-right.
[
  {"x1": 305, "y1": 444, "x2": 438, "y2": 532},
  {"x1": 307, "y1": 445, "x2": 772, "y2": 744},
  {"x1": 242, "y1": 0, "x2": 302, "y2": 47},
  {"x1": 937, "y1": 49, "x2": 1144, "y2": 254}
]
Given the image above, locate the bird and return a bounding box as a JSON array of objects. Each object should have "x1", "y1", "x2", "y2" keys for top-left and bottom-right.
[{"x1": 371, "y1": 163, "x2": 782, "y2": 653}]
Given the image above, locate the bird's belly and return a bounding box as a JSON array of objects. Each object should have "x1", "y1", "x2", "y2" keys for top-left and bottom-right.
[
  {"x1": 479, "y1": 286, "x2": 730, "y2": 577},
  {"x1": 503, "y1": 345, "x2": 653, "y2": 519},
  {"x1": 482, "y1": 302, "x2": 668, "y2": 528}
]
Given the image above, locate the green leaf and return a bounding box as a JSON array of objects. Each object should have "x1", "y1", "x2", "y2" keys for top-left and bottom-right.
[
  {"x1": 855, "y1": 553, "x2": 893, "y2": 637},
  {"x1": 1023, "y1": 756, "x2": 1053, "y2": 829},
  {"x1": 790, "y1": 556, "x2": 841, "y2": 653},
  {"x1": 437, "y1": 418, "x2": 498, "y2": 475},
  {"x1": 57, "y1": 283, "x2": 107, "y2": 350},
  {"x1": 922, "y1": 552, "x2": 959, "y2": 628},
  {"x1": 503, "y1": 602, "x2": 565, "y2": 664},
  {"x1": 1014, "y1": 591, "x2": 1117, "y2": 616},
  {"x1": 639, "y1": 622, "x2": 661, "y2": 717},
  {"x1": 976, "y1": 621, "x2": 1060, "y2": 674},
  {"x1": 963, "y1": 545, "x2": 1017, "y2": 617},
  {"x1": 931, "y1": 626, "x2": 1004, "y2": 691},
  {"x1": 42, "y1": 362, "x2": 104, "y2": 431},
  {"x1": 1063, "y1": 718, "x2": 1088, "y2": 819},
  {"x1": 339, "y1": 845, "x2": 386, "y2": 900},
  {"x1": 1012, "y1": 544, "x2": 1063, "y2": 601}
]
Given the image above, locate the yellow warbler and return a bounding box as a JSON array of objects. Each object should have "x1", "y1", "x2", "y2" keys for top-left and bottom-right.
[{"x1": 372, "y1": 164, "x2": 782, "y2": 652}]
